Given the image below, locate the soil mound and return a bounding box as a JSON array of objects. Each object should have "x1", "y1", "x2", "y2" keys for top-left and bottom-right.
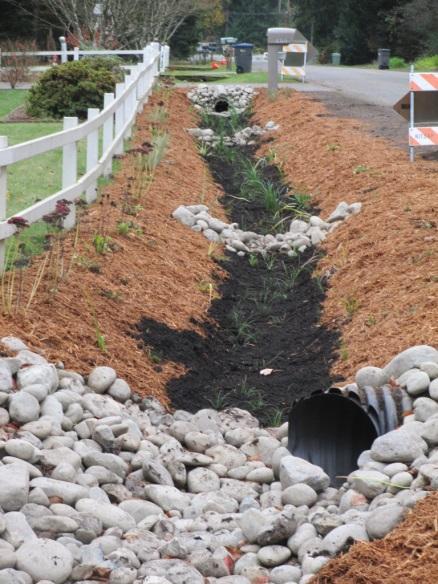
[{"x1": 254, "y1": 89, "x2": 437, "y2": 381}]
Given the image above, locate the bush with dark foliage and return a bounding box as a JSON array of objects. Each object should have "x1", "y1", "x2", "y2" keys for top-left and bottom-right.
[{"x1": 26, "y1": 57, "x2": 124, "y2": 120}]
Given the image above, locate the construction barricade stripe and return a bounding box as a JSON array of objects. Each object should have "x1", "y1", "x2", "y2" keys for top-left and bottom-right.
[
  {"x1": 281, "y1": 66, "x2": 305, "y2": 78},
  {"x1": 283, "y1": 44, "x2": 307, "y2": 53},
  {"x1": 409, "y1": 126, "x2": 438, "y2": 146},
  {"x1": 409, "y1": 72, "x2": 438, "y2": 91}
]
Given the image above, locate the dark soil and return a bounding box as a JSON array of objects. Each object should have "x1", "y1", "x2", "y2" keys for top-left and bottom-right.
[{"x1": 137, "y1": 114, "x2": 341, "y2": 424}]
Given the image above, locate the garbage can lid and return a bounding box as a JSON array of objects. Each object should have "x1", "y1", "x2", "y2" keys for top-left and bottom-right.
[{"x1": 233, "y1": 43, "x2": 254, "y2": 48}]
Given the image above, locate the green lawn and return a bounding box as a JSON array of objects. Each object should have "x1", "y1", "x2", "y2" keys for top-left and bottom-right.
[
  {"x1": 0, "y1": 121, "x2": 89, "y2": 259},
  {"x1": 2, "y1": 122, "x2": 64, "y2": 215},
  {"x1": 0, "y1": 89, "x2": 29, "y2": 119},
  {"x1": 211, "y1": 71, "x2": 299, "y2": 84}
]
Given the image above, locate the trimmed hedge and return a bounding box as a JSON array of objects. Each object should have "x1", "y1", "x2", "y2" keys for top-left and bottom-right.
[{"x1": 26, "y1": 57, "x2": 124, "y2": 120}]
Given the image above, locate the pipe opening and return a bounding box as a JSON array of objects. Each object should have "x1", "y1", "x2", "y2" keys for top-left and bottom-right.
[
  {"x1": 288, "y1": 393, "x2": 379, "y2": 486},
  {"x1": 214, "y1": 99, "x2": 230, "y2": 113}
]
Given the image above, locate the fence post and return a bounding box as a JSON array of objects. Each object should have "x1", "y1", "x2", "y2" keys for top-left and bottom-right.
[
  {"x1": 0, "y1": 136, "x2": 8, "y2": 272},
  {"x1": 142, "y1": 45, "x2": 152, "y2": 65},
  {"x1": 115, "y1": 82, "x2": 125, "y2": 155},
  {"x1": 124, "y1": 74, "x2": 134, "y2": 139},
  {"x1": 103, "y1": 93, "x2": 114, "y2": 177},
  {"x1": 73, "y1": 47, "x2": 79, "y2": 61},
  {"x1": 160, "y1": 46, "x2": 165, "y2": 73},
  {"x1": 136, "y1": 63, "x2": 144, "y2": 102},
  {"x1": 62, "y1": 117, "x2": 78, "y2": 229},
  {"x1": 151, "y1": 42, "x2": 160, "y2": 76},
  {"x1": 85, "y1": 108, "x2": 100, "y2": 203},
  {"x1": 59, "y1": 36, "x2": 67, "y2": 63}
]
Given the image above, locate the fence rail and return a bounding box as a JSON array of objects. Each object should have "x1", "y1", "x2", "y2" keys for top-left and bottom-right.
[{"x1": 0, "y1": 42, "x2": 170, "y2": 270}]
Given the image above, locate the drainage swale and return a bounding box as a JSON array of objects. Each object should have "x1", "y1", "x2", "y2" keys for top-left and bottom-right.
[{"x1": 138, "y1": 103, "x2": 340, "y2": 426}]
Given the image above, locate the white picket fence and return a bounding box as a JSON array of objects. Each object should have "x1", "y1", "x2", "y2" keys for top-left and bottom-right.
[
  {"x1": 0, "y1": 44, "x2": 171, "y2": 74},
  {"x1": 0, "y1": 43, "x2": 170, "y2": 270}
]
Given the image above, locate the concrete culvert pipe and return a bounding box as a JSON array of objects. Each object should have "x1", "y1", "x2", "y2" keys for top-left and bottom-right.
[{"x1": 288, "y1": 385, "x2": 412, "y2": 486}]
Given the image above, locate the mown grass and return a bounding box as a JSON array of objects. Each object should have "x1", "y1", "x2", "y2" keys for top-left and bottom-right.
[
  {"x1": 0, "y1": 122, "x2": 90, "y2": 216},
  {"x1": 0, "y1": 120, "x2": 88, "y2": 259},
  {"x1": 0, "y1": 89, "x2": 28, "y2": 119}
]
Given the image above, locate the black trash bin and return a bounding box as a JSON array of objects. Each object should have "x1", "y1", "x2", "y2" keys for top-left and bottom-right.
[
  {"x1": 234, "y1": 42, "x2": 253, "y2": 74},
  {"x1": 378, "y1": 48, "x2": 391, "y2": 70}
]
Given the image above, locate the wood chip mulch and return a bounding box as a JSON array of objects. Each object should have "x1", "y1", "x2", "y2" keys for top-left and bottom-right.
[
  {"x1": 254, "y1": 89, "x2": 437, "y2": 381},
  {"x1": 312, "y1": 492, "x2": 438, "y2": 584},
  {"x1": 0, "y1": 88, "x2": 225, "y2": 404}
]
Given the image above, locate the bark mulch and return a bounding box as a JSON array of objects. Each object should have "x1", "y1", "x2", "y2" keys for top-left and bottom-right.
[
  {"x1": 312, "y1": 492, "x2": 438, "y2": 584},
  {"x1": 254, "y1": 89, "x2": 437, "y2": 381},
  {"x1": 0, "y1": 88, "x2": 225, "y2": 404}
]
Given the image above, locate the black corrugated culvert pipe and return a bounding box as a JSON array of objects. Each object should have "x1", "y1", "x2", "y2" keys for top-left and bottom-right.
[
  {"x1": 214, "y1": 98, "x2": 230, "y2": 113},
  {"x1": 288, "y1": 385, "x2": 412, "y2": 486}
]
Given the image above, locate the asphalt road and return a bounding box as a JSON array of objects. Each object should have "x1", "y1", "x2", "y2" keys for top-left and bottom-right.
[
  {"x1": 252, "y1": 57, "x2": 409, "y2": 107},
  {"x1": 305, "y1": 65, "x2": 408, "y2": 107}
]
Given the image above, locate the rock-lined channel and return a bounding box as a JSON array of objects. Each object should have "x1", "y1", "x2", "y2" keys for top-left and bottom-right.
[{"x1": 0, "y1": 338, "x2": 437, "y2": 584}]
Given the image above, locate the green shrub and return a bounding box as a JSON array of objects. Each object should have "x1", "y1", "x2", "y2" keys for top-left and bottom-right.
[
  {"x1": 389, "y1": 56, "x2": 406, "y2": 69},
  {"x1": 415, "y1": 55, "x2": 438, "y2": 71},
  {"x1": 26, "y1": 57, "x2": 124, "y2": 119}
]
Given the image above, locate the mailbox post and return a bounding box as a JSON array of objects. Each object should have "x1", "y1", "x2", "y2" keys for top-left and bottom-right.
[{"x1": 267, "y1": 28, "x2": 296, "y2": 94}]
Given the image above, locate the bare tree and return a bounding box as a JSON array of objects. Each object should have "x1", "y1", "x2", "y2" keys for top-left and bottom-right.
[
  {"x1": 0, "y1": 39, "x2": 37, "y2": 88},
  {"x1": 43, "y1": 0, "x2": 205, "y2": 48}
]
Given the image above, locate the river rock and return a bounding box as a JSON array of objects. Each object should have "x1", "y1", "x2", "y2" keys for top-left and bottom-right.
[
  {"x1": 280, "y1": 456, "x2": 330, "y2": 492},
  {"x1": 323, "y1": 523, "x2": 369, "y2": 554},
  {"x1": 257, "y1": 545, "x2": 291, "y2": 567},
  {"x1": 381, "y1": 346, "x2": 438, "y2": 382},
  {"x1": 187, "y1": 467, "x2": 220, "y2": 492},
  {"x1": 87, "y1": 366, "x2": 117, "y2": 393},
  {"x1": 282, "y1": 483, "x2": 318, "y2": 507},
  {"x1": 16, "y1": 539, "x2": 73, "y2": 584},
  {"x1": 370, "y1": 427, "x2": 427, "y2": 463},
  {"x1": 365, "y1": 503, "x2": 407, "y2": 539},
  {"x1": 9, "y1": 392, "x2": 40, "y2": 424},
  {"x1": 0, "y1": 464, "x2": 29, "y2": 511}
]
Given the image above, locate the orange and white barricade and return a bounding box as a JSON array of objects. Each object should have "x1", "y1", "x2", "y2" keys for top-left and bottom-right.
[
  {"x1": 408, "y1": 70, "x2": 438, "y2": 160},
  {"x1": 281, "y1": 43, "x2": 307, "y2": 82}
]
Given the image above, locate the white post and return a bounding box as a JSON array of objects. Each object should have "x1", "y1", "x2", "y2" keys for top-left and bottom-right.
[
  {"x1": 124, "y1": 74, "x2": 134, "y2": 139},
  {"x1": 85, "y1": 108, "x2": 100, "y2": 203},
  {"x1": 136, "y1": 63, "x2": 143, "y2": 102},
  {"x1": 143, "y1": 45, "x2": 152, "y2": 65},
  {"x1": 151, "y1": 42, "x2": 160, "y2": 76},
  {"x1": 59, "y1": 36, "x2": 67, "y2": 63},
  {"x1": 103, "y1": 92, "x2": 114, "y2": 177},
  {"x1": 0, "y1": 136, "x2": 8, "y2": 272},
  {"x1": 115, "y1": 82, "x2": 125, "y2": 155},
  {"x1": 73, "y1": 47, "x2": 80, "y2": 61},
  {"x1": 409, "y1": 64, "x2": 415, "y2": 163},
  {"x1": 160, "y1": 46, "x2": 165, "y2": 73},
  {"x1": 62, "y1": 117, "x2": 78, "y2": 229}
]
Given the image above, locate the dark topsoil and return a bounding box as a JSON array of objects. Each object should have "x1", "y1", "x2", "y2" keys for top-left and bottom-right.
[{"x1": 137, "y1": 119, "x2": 341, "y2": 425}]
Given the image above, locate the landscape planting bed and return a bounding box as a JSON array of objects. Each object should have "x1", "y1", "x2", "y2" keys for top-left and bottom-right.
[{"x1": 0, "y1": 88, "x2": 225, "y2": 401}]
